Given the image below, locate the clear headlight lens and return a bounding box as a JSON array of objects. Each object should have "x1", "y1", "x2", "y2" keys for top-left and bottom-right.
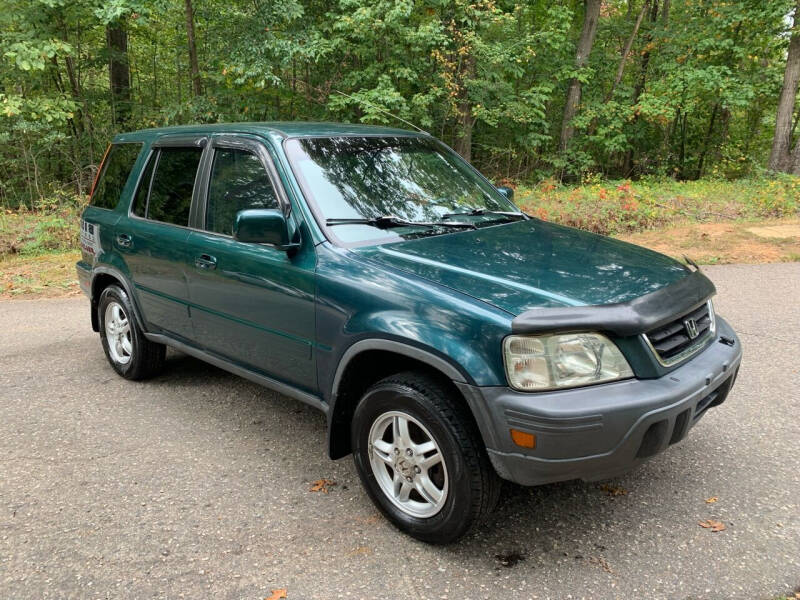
[{"x1": 503, "y1": 332, "x2": 634, "y2": 391}]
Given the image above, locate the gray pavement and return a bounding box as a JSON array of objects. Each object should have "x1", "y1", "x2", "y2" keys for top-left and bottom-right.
[{"x1": 1, "y1": 263, "x2": 799, "y2": 600}]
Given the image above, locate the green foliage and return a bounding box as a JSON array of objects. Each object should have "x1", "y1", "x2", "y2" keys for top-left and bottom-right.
[{"x1": 0, "y1": 0, "x2": 798, "y2": 208}]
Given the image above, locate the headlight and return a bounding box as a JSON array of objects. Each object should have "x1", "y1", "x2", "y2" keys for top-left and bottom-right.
[{"x1": 503, "y1": 332, "x2": 634, "y2": 391}]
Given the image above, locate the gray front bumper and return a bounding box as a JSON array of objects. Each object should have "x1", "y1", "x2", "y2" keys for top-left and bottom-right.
[{"x1": 458, "y1": 317, "x2": 742, "y2": 486}]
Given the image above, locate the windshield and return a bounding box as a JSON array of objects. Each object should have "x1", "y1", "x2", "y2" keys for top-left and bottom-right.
[{"x1": 284, "y1": 136, "x2": 520, "y2": 245}]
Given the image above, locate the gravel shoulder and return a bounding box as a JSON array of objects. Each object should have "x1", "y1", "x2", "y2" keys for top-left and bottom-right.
[{"x1": 1, "y1": 264, "x2": 798, "y2": 599}]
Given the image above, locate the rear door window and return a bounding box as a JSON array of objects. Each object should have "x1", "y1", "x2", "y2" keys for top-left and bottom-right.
[
  {"x1": 205, "y1": 148, "x2": 279, "y2": 235},
  {"x1": 90, "y1": 143, "x2": 143, "y2": 210},
  {"x1": 146, "y1": 147, "x2": 203, "y2": 226}
]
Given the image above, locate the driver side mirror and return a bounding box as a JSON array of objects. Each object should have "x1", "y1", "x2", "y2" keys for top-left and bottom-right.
[
  {"x1": 233, "y1": 209, "x2": 299, "y2": 252},
  {"x1": 496, "y1": 186, "x2": 514, "y2": 202}
]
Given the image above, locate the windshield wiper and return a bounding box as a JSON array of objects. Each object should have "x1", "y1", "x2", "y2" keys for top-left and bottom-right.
[
  {"x1": 442, "y1": 208, "x2": 527, "y2": 221},
  {"x1": 326, "y1": 215, "x2": 477, "y2": 230}
]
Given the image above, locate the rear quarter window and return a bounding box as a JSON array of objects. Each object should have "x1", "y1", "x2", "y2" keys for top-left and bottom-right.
[{"x1": 90, "y1": 143, "x2": 143, "y2": 210}]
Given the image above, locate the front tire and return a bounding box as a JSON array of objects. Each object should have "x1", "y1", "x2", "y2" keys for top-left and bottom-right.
[
  {"x1": 98, "y1": 285, "x2": 165, "y2": 380},
  {"x1": 351, "y1": 371, "x2": 500, "y2": 544}
]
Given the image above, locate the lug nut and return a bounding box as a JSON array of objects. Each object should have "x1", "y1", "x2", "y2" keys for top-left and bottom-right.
[
  {"x1": 394, "y1": 448, "x2": 399, "y2": 454},
  {"x1": 405, "y1": 449, "x2": 413, "y2": 456},
  {"x1": 414, "y1": 466, "x2": 421, "y2": 473},
  {"x1": 405, "y1": 476, "x2": 412, "y2": 482}
]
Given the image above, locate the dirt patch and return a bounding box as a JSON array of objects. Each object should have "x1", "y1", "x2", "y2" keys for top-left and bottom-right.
[
  {"x1": 0, "y1": 252, "x2": 82, "y2": 299},
  {"x1": 617, "y1": 219, "x2": 800, "y2": 264},
  {"x1": 745, "y1": 224, "x2": 800, "y2": 239}
]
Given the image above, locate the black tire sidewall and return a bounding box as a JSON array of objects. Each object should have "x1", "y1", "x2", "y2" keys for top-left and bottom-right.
[
  {"x1": 98, "y1": 285, "x2": 144, "y2": 378},
  {"x1": 352, "y1": 381, "x2": 477, "y2": 543}
]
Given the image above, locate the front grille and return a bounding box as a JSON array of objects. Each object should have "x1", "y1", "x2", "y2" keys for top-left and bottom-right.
[{"x1": 644, "y1": 300, "x2": 714, "y2": 366}]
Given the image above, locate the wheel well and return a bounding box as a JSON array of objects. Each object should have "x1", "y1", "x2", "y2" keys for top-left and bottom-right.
[
  {"x1": 328, "y1": 350, "x2": 471, "y2": 459},
  {"x1": 90, "y1": 273, "x2": 122, "y2": 331}
]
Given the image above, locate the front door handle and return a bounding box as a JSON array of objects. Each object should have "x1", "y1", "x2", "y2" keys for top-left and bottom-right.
[
  {"x1": 116, "y1": 233, "x2": 132, "y2": 248},
  {"x1": 195, "y1": 254, "x2": 217, "y2": 270}
]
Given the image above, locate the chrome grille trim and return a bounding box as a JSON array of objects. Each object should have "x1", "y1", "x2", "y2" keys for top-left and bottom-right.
[{"x1": 642, "y1": 300, "x2": 716, "y2": 367}]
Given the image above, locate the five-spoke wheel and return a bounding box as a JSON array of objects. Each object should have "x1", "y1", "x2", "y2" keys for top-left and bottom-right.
[
  {"x1": 368, "y1": 411, "x2": 448, "y2": 518},
  {"x1": 104, "y1": 302, "x2": 133, "y2": 365},
  {"x1": 352, "y1": 372, "x2": 500, "y2": 544},
  {"x1": 98, "y1": 284, "x2": 165, "y2": 380}
]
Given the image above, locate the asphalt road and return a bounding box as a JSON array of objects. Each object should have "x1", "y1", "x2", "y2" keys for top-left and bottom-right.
[{"x1": 1, "y1": 263, "x2": 799, "y2": 600}]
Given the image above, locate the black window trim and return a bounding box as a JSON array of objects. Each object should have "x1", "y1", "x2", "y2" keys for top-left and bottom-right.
[
  {"x1": 194, "y1": 133, "x2": 295, "y2": 240},
  {"x1": 90, "y1": 141, "x2": 144, "y2": 212}
]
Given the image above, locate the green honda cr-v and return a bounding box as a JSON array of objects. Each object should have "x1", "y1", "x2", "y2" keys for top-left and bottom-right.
[{"x1": 77, "y1": 122, "x2": 742, "y2": 543}]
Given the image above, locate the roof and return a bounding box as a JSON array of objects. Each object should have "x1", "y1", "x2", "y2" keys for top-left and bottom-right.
[{"x1": 114, "y1": 121, "x2": 425, "y2": 143}]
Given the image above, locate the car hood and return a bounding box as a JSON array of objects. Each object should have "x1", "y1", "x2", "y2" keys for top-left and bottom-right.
[{"x1": 350, "y1": 219, "x2": 691, "y2": 315}]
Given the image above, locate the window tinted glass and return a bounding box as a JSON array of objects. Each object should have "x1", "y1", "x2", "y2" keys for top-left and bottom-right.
[
  {"x1": 90, "y1": 143, "x2": 142, "y2": 210},
  {"x1": 147, "y1": 147, "x2": 202, "y2": 226},
  {"x1": 205, "y1": 148, "x2": 279, "y2": 235},
  {"x1": 131, "y1": 151, "x2": 156, "y2": 217}
]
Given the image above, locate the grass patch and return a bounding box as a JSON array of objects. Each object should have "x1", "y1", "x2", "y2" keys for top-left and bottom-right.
[
  {"x1": 0, "y1": 251, "x2": 81, "y2": 299},
  {"x1": 516, "y1": 175, "x2": 800, "y2": 236},
  {"x1": 0, "y1": 200, "x2": 83, "y2": 256},
  {"x1": 618, "y1": 219, "x2": 800, "y2": 264}
]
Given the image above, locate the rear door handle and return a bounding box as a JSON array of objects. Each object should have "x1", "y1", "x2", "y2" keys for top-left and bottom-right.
[
  {"x1": 195, "y1": 254, "x2": 217, "y2": 270},
  {"x1": 116, "y1": 233, "x2": 132, "y2": 248}
]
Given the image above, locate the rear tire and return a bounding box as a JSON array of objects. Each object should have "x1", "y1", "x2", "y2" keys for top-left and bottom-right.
[
  {"x1": 98, "y1": 284, "x2": 165, "y2": 380},
  {"x1": 351, "y1": 371, "x2": 500, "y2": 544}
]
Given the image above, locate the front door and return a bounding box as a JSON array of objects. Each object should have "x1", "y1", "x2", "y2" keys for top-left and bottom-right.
[{"x1": 185, "y1": 135, "x2": 316, "y2": 392}]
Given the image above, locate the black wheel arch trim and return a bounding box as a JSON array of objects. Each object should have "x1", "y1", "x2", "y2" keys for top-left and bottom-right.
[
  {"x1": 90, "y1": 266, "x2": 148, "y2": 334},
  {"x1": 330, "y1": 338, "x2": 469, "y2": 400},
  {"x1": 326, "y1": 337, "x2": 472, "y2": 459}
]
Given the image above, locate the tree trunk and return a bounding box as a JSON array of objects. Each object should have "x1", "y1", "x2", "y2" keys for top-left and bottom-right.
[
  {"x1": 184, "y1": 0, "x2": 202, "y2": 97},
  {"x1": 607, "y1": 0, "x2": 649, "y2": 101},
  {"x1": 622, "y1": 0, "x2": 660, "y2": 176},
  {"x1": 453, "y1": 55, "x2": 475, "y2": 162},
  {"x1": 559, "y1": 0, "x2": 602, "y2": 153},
  {"x1": 106, "y1": 25, "x2": 131, "y2": 126},
  {"x1": 696, "y1": 102, "x2": 719, "y2": 179},
  {"x1": 768, "y1": 0, "x2": 800, "y2": 172}
]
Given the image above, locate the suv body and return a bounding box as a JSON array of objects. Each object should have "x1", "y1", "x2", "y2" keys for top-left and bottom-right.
[{"x1": 78, "y1": 123, "x2": 742, "y2": 542}]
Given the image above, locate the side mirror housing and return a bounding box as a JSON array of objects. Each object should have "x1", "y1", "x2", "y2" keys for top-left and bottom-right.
[
  {"x1": 496, "y1": 186, "x2": 514, "y2": 202},
  {"x1": 233, "y1": 209, "x2": 298, "y2": 251}
]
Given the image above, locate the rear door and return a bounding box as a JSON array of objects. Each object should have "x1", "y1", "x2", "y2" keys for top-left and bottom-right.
[
  {"x1": 80, "y1": 142, "x2": 143, "y2": 276},
  {"x1": 184, "y1": 134, "x2": 317, "y2": 391},
  {"x1": 117, "y1": 136, "x2": 205, "y2": 340}
]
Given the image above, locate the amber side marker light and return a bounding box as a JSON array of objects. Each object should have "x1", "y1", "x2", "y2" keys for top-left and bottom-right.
[{"x1": 510, "y1": 429, "x2": 536, "y2": 449}]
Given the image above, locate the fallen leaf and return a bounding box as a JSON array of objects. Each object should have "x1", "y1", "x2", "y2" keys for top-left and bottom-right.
[
  {"x1": 310, "y1": 478, "x2": 336, "y2": 493},
  {"x1": 495, "y1": 551, "x2": 526, "y2": 568},
  {"x1": 698, "y1": 519, "x2": 726, "y2": 532},
  {"x1": 265, "y1": 589, "x2": 286, "y2": 600},
  {"x1": 588, "y1": 556, "x2": 614, "y2": 574},
  {"x1": 705, "y1": 496, "x2": 719, "y2": 504},
  {"x1": 600, "y1": 483, "x2": 628, "y2": 497}
]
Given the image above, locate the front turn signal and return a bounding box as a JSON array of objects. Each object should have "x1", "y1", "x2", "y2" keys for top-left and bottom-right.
[{"x1": 510, "y1": 429, "x2": 536, "y2": 449}]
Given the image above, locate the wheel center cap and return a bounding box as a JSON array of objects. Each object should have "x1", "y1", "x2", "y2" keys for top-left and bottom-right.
[{"x1": 395, "y1": 458, "x2": 415, "y2": 479}]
